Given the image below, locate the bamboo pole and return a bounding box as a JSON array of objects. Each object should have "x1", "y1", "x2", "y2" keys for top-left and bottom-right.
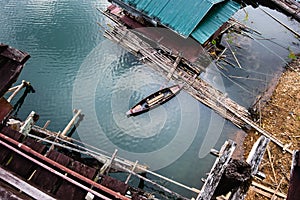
[
  {"x1": 225, "y1": 40, "x2": 243, "y2": 69},
  {"x1": 267, "y1": 146, "x2": 278, "y2": 184},
  {"x1": 271, "y1": 177, "x2": 285, "y2": 200},
  {"x1": 125, "y1": 160, "x2": 138, "y2": 184}
]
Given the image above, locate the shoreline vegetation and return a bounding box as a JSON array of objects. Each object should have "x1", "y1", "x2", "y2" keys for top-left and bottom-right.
[{"x1": 243, "y1": 56, "x2": 300, "y2": 199}]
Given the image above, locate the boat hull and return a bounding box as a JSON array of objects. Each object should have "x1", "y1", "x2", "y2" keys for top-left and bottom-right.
[{"x1": 126, "y1": 84, "x2": 182, "y2": 116}]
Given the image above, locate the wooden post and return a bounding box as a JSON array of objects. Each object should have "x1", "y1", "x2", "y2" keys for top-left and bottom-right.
[
  {"x1": 7, "y1": 80, "x2": 27, "y2": 102},
  {"x1": 42, "y1": 120, "x2": 51, "y2": 130},
  {"x1": 246, "y1": 136, "x2": 270, "y2": 176},
  {"x1": 20, "y1": 111, "x2": 39, "y2": 136},
  {"x1": 196, "y1": 140, "x2": 236, "y2": 200},
  {"x1": 61, "y1": 109, "x2": 82, "y2": 137},
  {"x1": 229, "y1": 136, "x2": 270, "y2": 200}
]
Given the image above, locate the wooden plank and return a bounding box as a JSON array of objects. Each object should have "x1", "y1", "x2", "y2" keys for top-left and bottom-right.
[
  {"x1": 1, "y1": 126, "x2": 23, "y2": 141},
  {"x1": 0, "y1": 167, "x2": 56, "y2": 200},
  {"x1": 196, "y1": 140, "x2": 236, "y2": 200},
  {"x1": 246, "y1": 136, "x2": 270, "y2": 176},
  {"x1": 6, "y1": 151, "x2": 38, "y2": 179}
]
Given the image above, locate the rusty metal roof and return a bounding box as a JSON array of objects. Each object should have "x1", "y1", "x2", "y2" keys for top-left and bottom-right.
[{"x1": 0, "y1": 44, "x2": 30, "y2": 98}]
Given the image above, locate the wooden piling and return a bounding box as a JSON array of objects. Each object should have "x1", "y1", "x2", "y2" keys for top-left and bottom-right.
[
  {"x1": 61, "y1": 109, "x2": 82, "y2": 137},
  {"x1": 7, "y1": 80, "x2": 28, "y2": 103},
  {"x1": 196, "y1": 140, "x2": 236, "y2": 200}
]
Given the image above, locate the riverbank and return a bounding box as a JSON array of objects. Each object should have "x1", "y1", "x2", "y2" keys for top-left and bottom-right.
[{"x1": 243, "y1": 56, "x2": 300, "y2": 199}]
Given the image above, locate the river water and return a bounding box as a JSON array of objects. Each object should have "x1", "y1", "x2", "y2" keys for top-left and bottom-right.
[{"x1": 0, "y1": 0, "x2": 299, "y2": 198}]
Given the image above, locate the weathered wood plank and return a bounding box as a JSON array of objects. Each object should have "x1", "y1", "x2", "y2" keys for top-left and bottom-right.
[{"x1": 196, "y1": 140, "x2": 236, "y2": 200}]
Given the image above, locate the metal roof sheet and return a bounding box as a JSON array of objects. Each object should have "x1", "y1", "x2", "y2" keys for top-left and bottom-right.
[
  {"x1": 0, "y1": 44, "x2": 30, "y2": 98},
  {"x1": 191, "y1": 0, "x2": 241, "y2": 44},
  {"x1": 116, "y1": 0, "x2": 240, "y2": 44}
]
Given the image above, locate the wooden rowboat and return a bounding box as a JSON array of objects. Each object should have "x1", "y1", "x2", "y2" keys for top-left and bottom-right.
[{"x1": 126, "y1": 84, "x2": 183, "y2": 116}]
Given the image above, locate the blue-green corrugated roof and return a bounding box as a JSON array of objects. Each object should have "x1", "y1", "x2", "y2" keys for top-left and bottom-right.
[
  {"x1": 117, "y1": 0, "x2": 240, "y2": 44},
  {"x1": 191, "y1": 0, "x2": 241, "y2": 44}
]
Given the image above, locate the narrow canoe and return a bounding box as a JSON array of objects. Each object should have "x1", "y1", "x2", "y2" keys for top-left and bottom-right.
[{"x1": 126, "y1": 84, "x2": 183, "y2": 116}]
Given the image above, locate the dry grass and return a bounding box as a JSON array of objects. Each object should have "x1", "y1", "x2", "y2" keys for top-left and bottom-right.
[{"x1": 243, "y1": 57, "x2": 300, "y2": 200}]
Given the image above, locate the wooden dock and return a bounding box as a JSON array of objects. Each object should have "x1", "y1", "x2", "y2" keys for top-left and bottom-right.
[
  {"x1": 102, "y1": 17, "x2": 293, "y2": 154},
  {"x1": 103, "y1": 22, "x2": 250, "y2": 128}
]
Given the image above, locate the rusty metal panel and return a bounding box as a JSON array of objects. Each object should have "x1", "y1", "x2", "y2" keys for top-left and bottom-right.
[
  {"x1": 68, "y1": 161, "x2": 97, "y2": 180},
  {"x1": 0, "y1": 44, "x2": 30, "y2": 97},
  {"x1": 23, "y1": 137, "x2": 46, "y2": 154},
  {"x1": 0, "y1": 98, "x2": 12, "y2": 123},
  {"x1": 100, "y1": 175, "x2": 129, "y2": 195},
  {"x1": 6, "y1": 153, "x2": 37, "y2": 179},
  {"x1": 30, "y1": 167, "x2": 62, "y2": 194},
  {"x1": 0, "y1": 44, "x2": 30, "y2": 64},
  {"x1": 55, "y1": 180, "x2": 86, "y2": 200},
  {"x1": 1, "y1": 126, "x2": 24, "y2": 142},
  {"x1": 0, "y1": 145, "x2": 12, "y2": 165},
  {"x1": 46, "y1": 150, "x2": 73, "y2": 167}
]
